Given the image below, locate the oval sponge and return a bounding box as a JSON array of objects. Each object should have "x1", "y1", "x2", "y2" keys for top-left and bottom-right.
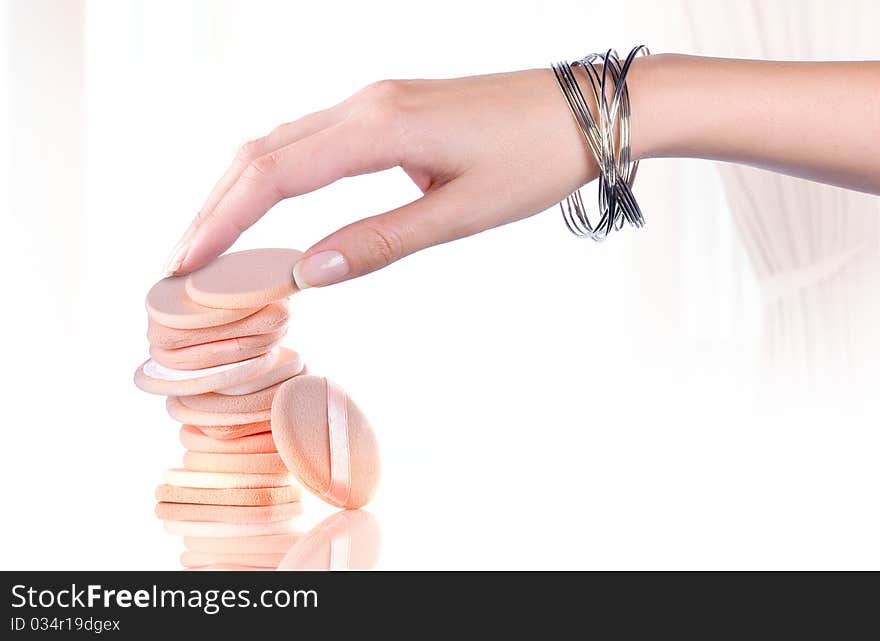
[{"x1": 271, "y1": 375, "x2": 379, "y2": 509}]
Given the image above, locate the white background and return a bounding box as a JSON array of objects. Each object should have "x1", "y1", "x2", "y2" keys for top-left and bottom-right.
[{"x1": 1, "y1": 0, "x2": 878, "y2": 569}]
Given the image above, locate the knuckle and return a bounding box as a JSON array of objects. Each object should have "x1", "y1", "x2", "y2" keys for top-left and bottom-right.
[
  {"x1": 236, "y1": 138, "x2": 264, "y2": 163},
  {"x1": 362, "y1": 223, "x2": 405, "y2": 267},
  {"x1": 355, "y1": 79, "x2": 409, "y2": 125},
  {"x1": 244, "y1": 152, "x2": 280, "y2": 181},
  {"x1": 359, "y1": 79, "x2": 404, "y2": 103},
  {"x1": 240, "y1": 152, "x2": 285, "y2": 200}
]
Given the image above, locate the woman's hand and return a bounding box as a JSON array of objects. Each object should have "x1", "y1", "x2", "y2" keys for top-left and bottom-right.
[
  {"x1": 164, "y1": 54, "x2": 880, "y2": 287},
  {"x1": 164, "y1": 68, "x2": 608, "y2": 287}
]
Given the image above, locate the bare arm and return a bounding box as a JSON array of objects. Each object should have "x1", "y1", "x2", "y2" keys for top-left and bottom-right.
[
  {"x1": 632, "y1": 54, "x2": 880, "y2": 193},
  {"x1": 166, "y1": 54, "x2": 880, "y2": 286}
]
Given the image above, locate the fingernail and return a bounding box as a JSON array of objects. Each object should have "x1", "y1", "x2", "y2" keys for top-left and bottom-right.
[
  {"x1": 163, "y1": 241, "x2": 190, "y2": 277},
  {"x1": 292, "y1": 251, "x2": 350, "y2": 289}
]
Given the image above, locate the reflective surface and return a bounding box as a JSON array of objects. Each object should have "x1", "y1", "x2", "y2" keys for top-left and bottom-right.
[{"x1": 157, "y1": 508, "x2": 381, "y2": 571}]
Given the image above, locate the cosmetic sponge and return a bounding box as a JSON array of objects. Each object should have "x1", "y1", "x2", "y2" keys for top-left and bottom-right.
[
  {"x1": 133, "y1": 349, "x2": 279, "y2": 396},
  {"x1": 166, "y1": 395, "x2": 271, "y2": 426},
  {"x1": 155, "y1": 484, "x2": 300, "y2": 506},
  {"x1": 147, "y1": 275, "x2": 260, "y2": 329},
  {"x1": 155, "y1": 501, "x2": 303, "y2": 524},
  {"x1": 147, "y1": 301, "x2": 289, "y2": 350},
  {"x1": 185, "y1": 248, "x2": 303, "y2": 309},
  {"x1": 216, "y1": 347, "x2": 304, "y2": 395},
  {"x1": 271, "y1": 375, "x2": 380, "y2": 509},
  {"x1": 149, "y1": 329, "x2": 286, "y2": 370},
  {"x1": 180, "y1": 383, "x2": 281, "y2": 414},
  {"x1": 182, "y1": 451, "x2": 288, "y2": 474},
  {"x1": 179, "y1": 425, "x2": 277, "y2": 453}
]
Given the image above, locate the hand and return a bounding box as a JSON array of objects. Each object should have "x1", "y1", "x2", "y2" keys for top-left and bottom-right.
[{"x1": 164, "y1": 69, "x2": 607, "y2": 287}]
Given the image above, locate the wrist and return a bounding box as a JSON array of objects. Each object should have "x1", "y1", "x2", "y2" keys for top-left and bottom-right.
[{"x1": 628, "y1": 53, "x2": 682, "y2": 161}]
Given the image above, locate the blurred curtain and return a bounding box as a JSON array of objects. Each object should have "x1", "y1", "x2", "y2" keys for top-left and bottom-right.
[{"x1": 683, "y1": 0, "x2": 880, "y2": 402}]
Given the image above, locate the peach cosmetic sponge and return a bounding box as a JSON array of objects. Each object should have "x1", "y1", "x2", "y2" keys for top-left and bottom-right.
[
  {"x1": 147, "y1": 301, "x2": 289, "y2": 350},
  {"x1": 147, "y1": 275, "x2": 260, "y2": 329},
  {"x1": 149, "y1": 329, "x2": 286, "y2": 370},
  {"x1": 166, "y1": 396, "x2": 271, "y2": 426},
  {"x1": 155, "y1": 484, "x2": 300, "y2": 506},
  {"x1": 163, "y1": 468, "x2": 293, "y2": 489},
  {"x1": 271, "y1": 375, "x2": 380, "y2": 509},
  {"x1": 179, "y1": 425, "x2": 276, "y2": 453},
  {"x1": 133, "y1": 349, "x2": 279, "y2": 396},
  {"x1": 196, "y1": 422, "x2": 272, "y2": 440},
  {"x1": 155, "y1": 501, "x2": 302, "y2": 524},
  {"x1": 183, "y1": 451, "x2": 287, "y2": 474},
  {"x1": 217, "y1": 347, "x2": 304, "y2": 395},
  {"x1": 180, "y1": 383, "x2": 282, "y2": 413},
  {"x1": 185, "y1": 248, "x2": 303, "y2": 309},
  {"x1": 163, "y1": 519, "x2": 300, "y2": 538}
]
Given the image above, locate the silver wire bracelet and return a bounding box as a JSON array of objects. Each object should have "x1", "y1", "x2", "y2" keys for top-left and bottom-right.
[{"x1": 551, "y1": 45, "x2": 650, "y2": 241}]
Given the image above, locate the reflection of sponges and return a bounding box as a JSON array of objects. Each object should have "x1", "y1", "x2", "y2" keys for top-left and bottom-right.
[
  {"x1": 181, "y1": 551, "x2": 286, "y2": 569},
  {"x1": 164, "y1": 520, "x2": 300, "y2": 538}
]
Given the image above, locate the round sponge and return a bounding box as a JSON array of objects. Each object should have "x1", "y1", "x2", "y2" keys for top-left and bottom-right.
[
  {"x1": 149, "y1": 329, "x2": 285, "y2": 370},
  {"x1": 271, "y1": 375, "x2": 380, "y2": 509},
  {"x1": 133, "y1": 349, "x2": 279, "y2": 396},
  {"x1": 180, "y1": 382, "x2": 282, "y2": 414},
  {"x1": 217, "y1": 347, "x2": 304, "y2": 395},
  {"x1": 163, "y1": 468, "x2": 293, "y2": 489},
  {"x1": 166, "y1": 396, "x2": 271, "y2": 426},
  {"x1": 183, "y1": 451, "x2": 287, "y2": 474},
  {"x1": 185, "y1": 248, "x2": 303, "y2": 309},
  {"x1": 155, "y1": 501, "x2": 303, "y2": 524},
  {"x1": 196, "y1": 422, "x2": 272, "y2": 440},
  {"x1": 155, "y1": 484, "x2": 300, "y2": 506},
  {"x1": 147, "y1": 301, "x2": 289, "y2": 350},
  {"x1": 179, "y1": 425, "x2": 276, "y2": 453},
  {"x1": 146, "y1": 275, "x2": 260, "y2": 329}
]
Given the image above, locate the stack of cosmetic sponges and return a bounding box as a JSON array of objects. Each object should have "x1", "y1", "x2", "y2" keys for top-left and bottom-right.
[
  {"x1": 135, "y1": 248, "x2": 383, "y2": 570},
  {"x1": 134, "y1": 249, "x2": 308, "y2": 553}
]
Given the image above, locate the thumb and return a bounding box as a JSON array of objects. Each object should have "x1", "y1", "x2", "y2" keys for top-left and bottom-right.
[{"x1": 292, "y1": 178, "x2": 485, "y2": 289}]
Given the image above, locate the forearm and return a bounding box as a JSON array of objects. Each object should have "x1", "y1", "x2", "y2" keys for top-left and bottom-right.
[{"x1": 629, "y1": 54, "x2": 880, "y2": 194}]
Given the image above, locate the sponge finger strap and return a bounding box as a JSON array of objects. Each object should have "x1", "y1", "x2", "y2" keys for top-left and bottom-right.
[{"x1": 325, "y1": 378, "x2": 352, "y2": 506}]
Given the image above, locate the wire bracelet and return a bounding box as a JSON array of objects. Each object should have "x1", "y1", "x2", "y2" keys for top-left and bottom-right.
[{"x1": 551, "y1": 45, "x2": 650, "y2": 241}]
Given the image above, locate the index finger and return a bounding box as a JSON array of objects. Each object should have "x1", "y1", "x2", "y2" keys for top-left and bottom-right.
[{"x1": 174, "y1": 116, "x2": 401, "y2": 275}]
